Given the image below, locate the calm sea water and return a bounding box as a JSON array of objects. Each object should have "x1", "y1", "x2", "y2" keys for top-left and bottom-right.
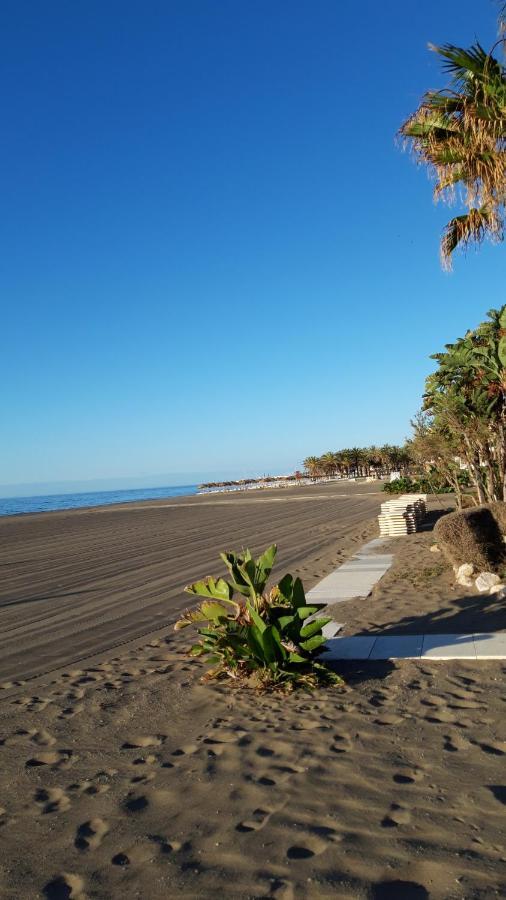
[{"x1": 0, "y1": 484, "x2": 199, "y2": 517}]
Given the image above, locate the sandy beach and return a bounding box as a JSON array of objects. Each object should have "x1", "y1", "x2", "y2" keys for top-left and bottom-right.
[
  {"x1": 1, "y1": 486, "x2": 506, "y2": 899},
  {"x1": 0, "y1": 481, "x2": 381, "y2": 685}
]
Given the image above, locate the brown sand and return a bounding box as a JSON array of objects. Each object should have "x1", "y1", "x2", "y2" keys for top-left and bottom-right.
[
  {"x1": 1, "y1": 488, "x2": 506, "y2": 899},
  {"x1": 0, "y1": 481, "x2": 381, "y2": 685}
]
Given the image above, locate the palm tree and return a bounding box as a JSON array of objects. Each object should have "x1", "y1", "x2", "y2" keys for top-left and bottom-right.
[
  {"x1": 303, "y1": 456, "x2": 322, "y2": 480},
  {"x1": 320, "y1": 450, "x2": 340, "y2": 477},
  {"x1": 399, "y1": 42, "x2": 506, "y2": 268}
]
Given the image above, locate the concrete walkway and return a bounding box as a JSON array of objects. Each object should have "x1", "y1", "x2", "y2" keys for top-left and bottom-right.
[
  {"x1": 311, "y1": 537, "x2": 506, "y2": 661},
  {"x1": 321, "y1": 632, "x2": 506, "y2": 661},
  {"x1": 307, "y1": 538, "x2": 393, "y2": 604}
]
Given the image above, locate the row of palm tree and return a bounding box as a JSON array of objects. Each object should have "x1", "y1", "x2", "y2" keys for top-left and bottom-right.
[{"x1": 302, "y1": 445, "x2": 411, "y2": 480}]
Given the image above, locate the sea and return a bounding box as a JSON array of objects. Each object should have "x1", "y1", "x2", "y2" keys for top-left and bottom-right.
[{"x1": 0, "y1": 484, "x2": 199, "y2": 517}]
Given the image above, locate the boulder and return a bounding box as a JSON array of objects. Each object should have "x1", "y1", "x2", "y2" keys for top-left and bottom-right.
[
  {"x1": 489, "y1": 583, "x2": 506, "y2": 597},
  {"x1": 457, "y1": 576, "x2": 475, "y2": 589},
  {"x1": 455, "y1": 563, "x2": 475, "y2": 586},
  {"x1": 475, "y1": 572, "x2": 501, "y2": 593}
]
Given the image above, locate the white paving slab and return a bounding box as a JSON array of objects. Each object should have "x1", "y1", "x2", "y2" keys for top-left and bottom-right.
[
  {"x1": 320, "y1": 632, "x2": 506, "y2": 660},
  {"x1": 321, "y1": 635, "x2": 377, "y2": 660},
  {"x1": 473, "y1": 633, "x2": 506, "y2": 659},
  {"x1": 321, "y1": 621, "x2": 343, "y2": 639},
  {"x1": 420, "y1": 634, "x2": 477, "y2": 660},
  {"x1": 306, "y1": 538, "x2": 393, "y2": 604},
  {"x1": 369, "y1": 634, "x2": 424, "y2": 660}
]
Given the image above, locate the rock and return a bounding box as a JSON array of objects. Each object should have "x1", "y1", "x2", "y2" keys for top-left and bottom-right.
[
  {"x1": 475, "y1": 572, "x2": 501, "y2": 593},
  {"x1": 489, "y1": 583, "x2": 506, "y2": 597},
  {"x1": 430, "y1": 544, "x2": 441, "y2": 553},
  {"x1": 456, "y1": 563, "x2": 475, "y2": 586},
  {"x1": 457, "y1": 576, "x2": 475, "y2": 589}
]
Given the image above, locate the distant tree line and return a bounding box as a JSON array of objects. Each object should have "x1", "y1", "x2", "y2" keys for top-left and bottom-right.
[{"x1": 302, "y1": 446, "x2": 411, "y2": 480}]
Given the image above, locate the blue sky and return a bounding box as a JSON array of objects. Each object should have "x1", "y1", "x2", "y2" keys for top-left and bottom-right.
[{"x1": 1, "y1": 0, "x2": 503, "y2": 493}]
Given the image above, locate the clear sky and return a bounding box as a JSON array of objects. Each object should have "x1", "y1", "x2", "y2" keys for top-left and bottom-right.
[{"x1": 1, "y1": 0, "x2": 503, "y2": 493}]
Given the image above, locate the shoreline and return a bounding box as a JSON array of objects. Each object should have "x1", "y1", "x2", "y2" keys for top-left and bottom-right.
[{"x1": 0, "y1": 476, "x2": 380, "y2": 520}]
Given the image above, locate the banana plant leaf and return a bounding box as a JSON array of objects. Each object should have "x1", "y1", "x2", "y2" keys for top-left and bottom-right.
[
  {"x1": 296, "y1": 606, "x2": 319, "y2": 621},
  {"x1": 184, "y1": 576, "x2": 234, "y2": 602},
  {"x1": 300, "y1": 617, "x2": 332, "y2": 639},
  {"x1": 246, "y1": 601, "x2": 266, "y2": 633},
  {"x1": 300, "y1": 634, "x2": 326, "y2": 652}
]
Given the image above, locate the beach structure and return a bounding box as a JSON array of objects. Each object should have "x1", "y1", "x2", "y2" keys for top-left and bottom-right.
[{"x1": 378, "y1": 494, "x2": 426, "y2": 536}]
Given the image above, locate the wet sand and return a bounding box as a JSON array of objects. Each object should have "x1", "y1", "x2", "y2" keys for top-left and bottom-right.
[{"x1": 0, "y1": 481, "x2": 382, "y2": 684}]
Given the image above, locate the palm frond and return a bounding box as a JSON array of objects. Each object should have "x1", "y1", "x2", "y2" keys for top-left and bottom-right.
[
  {"x1": 430, "y1": 43, "x2": 502, "y2": 86},
  {"x1": 440, "y1": 206, "x2": 502, "y2": 269}
]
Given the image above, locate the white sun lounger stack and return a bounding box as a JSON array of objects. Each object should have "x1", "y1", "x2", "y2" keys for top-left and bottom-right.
[{"x1": 378, "y1": 494, "x2": 427, "y2": 536}]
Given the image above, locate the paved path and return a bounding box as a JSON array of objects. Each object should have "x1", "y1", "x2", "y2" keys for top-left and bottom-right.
[
  {"x1": 322, "y1": 632, "x2": 506, "y2": 660},
  {"x1": 307, "y1": 537, "x2": 392, "y2": 603},
  {"x1": 313, "y1": 538, "x2": 506, "y2": 660}
]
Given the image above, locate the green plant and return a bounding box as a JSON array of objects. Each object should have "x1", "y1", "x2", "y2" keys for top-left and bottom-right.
[
  {"x1": 383, "y1": 473, "x2": 458, "y2": 495},
  {"x1": 175, "y1": 544, "x2": 343, "y2": 692}
]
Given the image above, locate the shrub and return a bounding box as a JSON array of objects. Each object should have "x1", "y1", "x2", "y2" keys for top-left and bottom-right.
[
  {"x1": 383, "y1": 476, "x2": 420, "y2": 494},
  {"x1": 175, "y1": 544, "x2": 343, "y2": 692},
  {"x1": 383, "y1": 473, "x2": 457, "y2": 494},
  {"x1": 434, "y1": 504, "x2": 506, "y2": 573}
]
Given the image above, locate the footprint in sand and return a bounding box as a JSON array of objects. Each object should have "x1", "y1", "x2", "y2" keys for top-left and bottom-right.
[
  {"x1": 43, "y1": 873, "x2": 85, "y2": 899},
  {"x1": 111, "y1": 843, "x2": 157, "y2": 867},
  {"x1": 26, "y1": 751, "x2": 75, "y2": 769},
  {"x1": 382, "y1": 803, "x2": 412, "y2": 827},
  {"x1": 132, "y1": 754, "x2": 157, "y2": 765},
  {"x1": 35, "y1": 787, "x2": 71, "y2": 814},
  {"x1": 476, "y1": 740, "x2": 505, "y2": 756},
  {"x1": 444, "y1": 733, "x2": 469, "y2": 752},
  {"x1": 374, "y1": 714, "x2": 403, "y2": 727},
  {"x1": 75, "y1": 818, "x2": 109, "y2": 851},
  {"x1": 172, "y1": 743, "x2": 199, "y2": 756},
  {"x1": 424, "y1": 710, "x2": 456, "y2": 725},
  {"x1": 236, "y1": 807, "x2": 273, "y2": 832},
  {"x1": 130, "y1": 772, "x2": 156, "y2": 785},
  {"x1": 286, "y1": 828, "x2": 339, "y2": 860},
  {"x1": 58, "y1": 705, "x2": 84, "y2": 720},
  {"x1": 122, "y1": 788, "x2": 171, "y2": 814},
  {"x1": 122, "y1": 735, "x2": 165, "y2": 749},
  {"x1": 448, "y1": 699, "x2": 486, "y2": 711},
  {"x1": 420, "y1": 696, "x2": 446, "y2": 708},
  {"x1": 203, "y1": 728, "x2": 247, "y2": 745},
  {"x1": 29, "y1": 730, "x2": 56, "y2": 747},
  {"x1": 393, "y1": 769, "x2": 424, "y2": 784}
]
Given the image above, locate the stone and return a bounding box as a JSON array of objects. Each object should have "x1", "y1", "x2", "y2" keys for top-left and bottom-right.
[
  {"x1": 475, "y1": 572, "x2": 501, "y2": 593},
  {"x1": 489, "y1": 583, "x2": 506, "y2": 597},
  {"x1": 456, "y1": 563, "x2": 475, "y2": 586},
  {"x1": 430, "y1": 544, "x2": 441, "y2": 553},
  {"x1": 457, "y1": 576, "x2": 475, "y2": 589}
]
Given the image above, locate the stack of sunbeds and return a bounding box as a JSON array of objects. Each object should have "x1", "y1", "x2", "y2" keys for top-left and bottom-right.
[{"x1": 378, "y1": 494, "x2": 427, "y2": 536}]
